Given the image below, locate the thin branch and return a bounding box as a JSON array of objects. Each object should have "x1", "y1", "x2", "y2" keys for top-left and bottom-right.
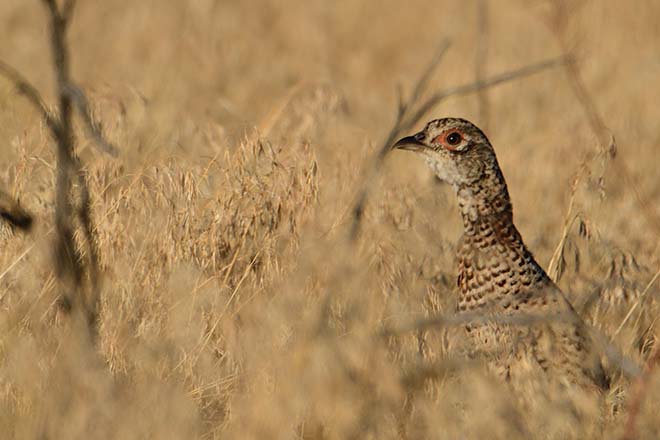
[
  {"x1": 0, "y1": 10, "x2": 119, "y2": 159},
  {"x1": 75, "y1": 165, "x2": 101, "y2": 333},
  {"x1": 379, "y1": 39, "x2": 452, "y2": 162},
  {"x1": 61, "y1": 0, "x2": 77, "y2": 24},
  {"x1": 566, "y1": 56, "x2": 660, "y2": 234},
  {"x1": 44, "y1": 0, "x2": 83, "y2": 285},
  {"x1": 0, "y1": 189, "x2": 33, "y2": 231},
  {"x1": 546, "y1": 1, "x2": 660, "y2": 236},
  {"x1": 406, "y1": 40, "x2": 452, "y2": 120},
  {"x1": 39, "y1": 0, "x2": 100, "y2": 341},
  {"x1": 41, "y1": 0, "x2": 60, "y2": 16},
  {"x1": 382, "y1": 308, "x2": 643, "y2": 379},
  {"x1": 0, "y1": 61, "x2": 59, "y2": 134},
  {"x1": 382, "y1": 309, "x2": 582, "y2": 337},
  {"x1": 348, "y1": 52, "x2": 568, "y2": 241},
  {"x1": 1, "y1": 1, "x2": 104, "y2": 337},
  {"x1": 475, "y1": 0, "x2": 490, "y2": 131},
  {"x1": 348, "y1": 40, "x2": 451, "y2": 241},
  {"x1": 66, "y1": 83, "x2": 119, "y2": 157},
  {"x1": 404, "y1": 55, "x2": 569, "y2": 132}
]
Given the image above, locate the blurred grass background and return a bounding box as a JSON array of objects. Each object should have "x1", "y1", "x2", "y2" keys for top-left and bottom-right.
[{"x1": 0, "y1": 0, "x2": 658, "y2": 438}]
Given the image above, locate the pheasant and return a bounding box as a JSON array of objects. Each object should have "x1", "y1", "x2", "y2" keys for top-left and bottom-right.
[{"x1": 393, "y1": 117, "x2": 608, "y2": 389}]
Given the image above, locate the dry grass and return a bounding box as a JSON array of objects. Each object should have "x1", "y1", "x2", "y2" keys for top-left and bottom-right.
[{"x1": 0, "y1": 0, "x2": 659, "y2": 438}]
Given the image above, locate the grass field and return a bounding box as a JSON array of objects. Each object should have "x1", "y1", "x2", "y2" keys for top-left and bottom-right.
[{"x1": 0, "y1": 1, "x2": 659, "y2": 438}]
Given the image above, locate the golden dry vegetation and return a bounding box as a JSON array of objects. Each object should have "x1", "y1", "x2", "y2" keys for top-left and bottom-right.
[{"x1": 0, "y1": 0, "x2": 659, "y2": 438}]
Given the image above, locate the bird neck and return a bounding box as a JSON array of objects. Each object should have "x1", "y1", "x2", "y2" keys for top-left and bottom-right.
[{"x1": 454, "y1": 169, "x2": 515, "y2": 239}]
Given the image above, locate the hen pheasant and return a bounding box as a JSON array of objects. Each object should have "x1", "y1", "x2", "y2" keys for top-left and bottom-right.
[{"x1": 393, "y1": 118, "x2": 607, "y2": 389}]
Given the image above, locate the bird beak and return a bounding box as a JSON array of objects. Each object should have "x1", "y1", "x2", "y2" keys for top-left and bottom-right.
[{"x1": 392, "y1": 132, "x2": 426, "y2": 151}]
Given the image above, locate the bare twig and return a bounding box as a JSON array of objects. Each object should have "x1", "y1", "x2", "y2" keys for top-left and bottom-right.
[
  {"x1": 42, "y1": 0, "x2": 87, "y2": 292},
  {"x1": 0, "y1": 189, "x2": 33, "y2": 231},
  {"x1": 382, "y1": 308, "x2": 643, "y2": 379},
  {"x1": 562, "y1": 56, "x2": 610, "y2": 148},
  {"x1": 381, "y1": 39, "x2": 452, "y2": 162},
  {"x1": 404, "y1": 55, "x2": 568, "y2": 131},
  {"x1": 546, "y1": 1, "x2": 660, "y2": 236},
  {"x1": 406, "y1": 40, "x2": 452, "y2": 119},
  {"x1": 75, "y1": 166, "x2": 101, "y2": 320},
  {"x1": 348, "y1": 39, "x2": 451, "y2": 240},
  {"x1": 0, "y1": 5, "x2": 114, "y2": 315},
  {"x1": 61, "y1": 0, "x2": 77, "y2": 24},
  {"x1": 381, "y1": 309, "x2": 582, "y2": 337},
  {"x1": 475, "y1": 0, "x2": 490, "y2": 131},
  {"x1": 65, "y1": 83, "x2": 119, "y2": 156},
  {"x1": 348, "y1": 50, "x2": 568, "y2": 241},
  {"x1": 0, "y1": 61, "x2": 58, "y2": 133},
  {"x1": 0, "y1": 0, "x2": 116, "y2": 340}
]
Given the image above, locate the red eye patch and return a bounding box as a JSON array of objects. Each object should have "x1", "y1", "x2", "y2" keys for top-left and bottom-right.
[{"x1": 433, "y1": 130, "x2": 464, "y2": 150}]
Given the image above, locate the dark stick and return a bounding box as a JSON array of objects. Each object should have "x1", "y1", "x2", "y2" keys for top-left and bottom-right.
[
  {"x1": 546, "y1": 1, "x2": 660, "y2": 236},
  {"x1": 39, "y1": 0, "x2": 83, "y2": 287},
  {"x1": 66, "y1": 83, "x2": 119, "y2": 157},
  {"x1": 347, "y1": 40, "x2": 451, "y2": 241},
  {"x1": 42, "y1": 0, "x2": 102, "y2": 338},
  {"x1": 404, "y1": 55, "x2": 568, "y2": 132},
  {"x1": 475, "y1": 0, "x2": 490, "y2": 131},
  {"x1": 0, "y1": 61, "x2": 58, "y2": 133},
  {"x1": 1, "y1": 2, "x2": 117, "y2": 339},
  {"x1": 348, "y1": 52, "x2": 568, "y2": 242},
  {"x1": 380, "y1": 309, "x2": 643, "y2": 380},
  {"x1": 0, "y1": 190, "x2": 33, "y2": 231}
]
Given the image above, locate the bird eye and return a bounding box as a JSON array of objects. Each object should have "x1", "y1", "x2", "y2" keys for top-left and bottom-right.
[{"x1": 446, "y1": 132, "x2": 462, "y2": 146}]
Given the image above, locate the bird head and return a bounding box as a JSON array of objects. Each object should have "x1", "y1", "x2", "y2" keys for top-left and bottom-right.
[{"x1": 392, "y1": 118, "x2": 496, "y2": 187}]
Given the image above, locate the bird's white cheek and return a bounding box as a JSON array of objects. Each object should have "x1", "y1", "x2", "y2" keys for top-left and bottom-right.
[{"x1": 424, "y1": 155, "x2": 461, "y2": 185}]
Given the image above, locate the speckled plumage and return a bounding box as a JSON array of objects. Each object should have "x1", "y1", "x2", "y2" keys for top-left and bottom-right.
[{"x1": 394, "y1": 118, "x2": 608, "y2": 389}]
